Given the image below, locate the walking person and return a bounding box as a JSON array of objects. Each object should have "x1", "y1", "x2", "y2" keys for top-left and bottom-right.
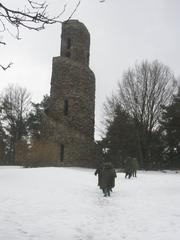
[
  {"x1": 132, "y1": 158, "x2": 139, "y2": 177},
  {"x1": 94, "y1": 163, "x2": 104, "y2": 189},
  {"x1": 124, "y1": 157, "x2": 133, "y2": 179},
  {"x1": 100, "y1": 162, "x2": 117, "y2": 197}
]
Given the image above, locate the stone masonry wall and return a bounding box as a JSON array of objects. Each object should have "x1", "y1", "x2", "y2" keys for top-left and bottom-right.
[
  {"x1": 45, "y1": 20, "x2": 97, "y2": 167},
  {"x1": 49, "y1": 57, "x2": 95, "y2": 139}
]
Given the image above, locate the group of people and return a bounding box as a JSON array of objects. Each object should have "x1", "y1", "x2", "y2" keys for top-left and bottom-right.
[
  {"x1": 94, "y1": 162, "x2": 117, "y2": 197},
  {"x1": 124, "y1": 157, "x2": 138, "y2": 179},
  {"x1": 95, "y1": 158, "x2": 139, "y2": 197}
]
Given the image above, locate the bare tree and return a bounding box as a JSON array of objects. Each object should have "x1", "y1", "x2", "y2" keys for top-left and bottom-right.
[
  {"x1": 0, "y1": 84, "x2": 31, "y2": 163},
  {"x1": 0, "y1": 0, "x2": 81, "y2": 70},
  {"x1": 102, "y1": 94, "x2": 119, "y2": 130},
  {"x1": 0, "y1": 121, "x2": 6, "y2": 164},
  {"x1": 118, "y1": 60, "x2": 176, "y2": 167}
]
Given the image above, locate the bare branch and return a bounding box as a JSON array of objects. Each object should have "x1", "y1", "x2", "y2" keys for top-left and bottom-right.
[
  {"x1": 0, "y1": 17, "x2": 5, "y2": 32},
  {"x1": 28, "y1": 0, "x2": 46, "y2": 9},
  {"x1": 0, "y1": 1, "x2": 82, "y2": 69},
  {"x1": 0, "y1": 1, "x2": 81, "y2": 46},
  {"x1": 67, "y1": 0, "x2": 81, "y2": 21},
  {"x1": 0, "y1": 62, "x2": 13, "y2": 70},
  {"x1": 0, "y1": 40, "x2": 6, "y2": 45},
  {"x1": 0, "y1": 1, "x2": 64, "y2": 45}
]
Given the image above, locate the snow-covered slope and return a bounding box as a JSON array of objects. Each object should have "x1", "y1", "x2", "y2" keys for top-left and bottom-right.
[{"x1": 0, "y1": 167, "x2": 180, "y2": 240}]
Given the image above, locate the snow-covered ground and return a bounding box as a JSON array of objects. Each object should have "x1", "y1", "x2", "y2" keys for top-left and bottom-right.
[{"x1": 0, "y1": 167, "x2": 180, "y2": 240}]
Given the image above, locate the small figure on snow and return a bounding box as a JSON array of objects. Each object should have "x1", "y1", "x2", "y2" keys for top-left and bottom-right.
[
  {"x1": 100, "y1": 162, "x2": 117, "y2": 197},
  {"x1": 94, "y1": 163, "x2": 103, "y2": 189},
  {"x1": 124, "y1": 157, "x2": 133, "y2": 179},
  {"x1": 124, "y1": 157, "x2": 138, "y2": 179},
  {"x1": 132, "y1": 158, "x2": 139, "y2": 177}
]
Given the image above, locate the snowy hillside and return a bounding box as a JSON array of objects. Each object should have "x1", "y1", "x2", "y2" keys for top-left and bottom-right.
[{"x1": 0, "y1": 167, "x2": 180, "y2": 240}]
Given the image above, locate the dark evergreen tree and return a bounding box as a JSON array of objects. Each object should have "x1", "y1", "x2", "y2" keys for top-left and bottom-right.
[
  {"x1": 160, "y1": 87, "x2": 180, "y2": 168},
  {"x1": 0, "y1": 85, "x2": 31, "y2": 164},
  {"x1": 28, "y1": 95, "x2": 50, "y2": 140},
  {"x1": 101, "y1": 104, "x2": 138, "y2": 167},
  {"x1": 0, "y1": 121, "x2": 6, "y2": 164},
  {"x1": 147, "y1": 130, "x2": 164, "y2": 169}
]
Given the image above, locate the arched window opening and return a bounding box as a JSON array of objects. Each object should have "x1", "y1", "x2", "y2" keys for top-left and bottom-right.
[
  {"x1": 64, "y1": 99, "x2": 69, "y2": 116},
  {"x1": 60, "y1": 144, "x2": 64, "y2": 162},
  {"x1": 67, "y1": 38, "x2": 71, "y2": 49}
]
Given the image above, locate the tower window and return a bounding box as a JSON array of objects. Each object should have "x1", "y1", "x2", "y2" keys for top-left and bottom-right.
[
  {"x1": 64, "y1": 99, "x2": 69, "y2": 116},
  {"x1": 67, "y1": 38, "x2": 71, "y2": 49},
  {"x1": 60, "y1": 144, "x2": 64, "y2": 162}
]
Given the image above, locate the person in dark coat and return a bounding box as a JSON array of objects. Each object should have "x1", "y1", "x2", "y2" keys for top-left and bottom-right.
[
  {"x1": 124, "y1": 157, "x2": 139, "y2": 178},
  {"x1": 124, "y1": 157, "x2": 133, "y2": 179},
  {"x1": 132, "y1": 158, "x2": 139, "y2": 177},
  {"x1": 110, "y1": 167, "x2": 117, "y2": 189},
  {"x1": 94, "y1": 164, "x2": 103, "y2": 189},
  {"x1": 100, "y1": 162, "x2": 117, "y2": 197}
]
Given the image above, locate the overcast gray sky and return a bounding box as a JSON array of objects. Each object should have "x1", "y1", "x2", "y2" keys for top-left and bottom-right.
[{"x1": 1, "y1": 0, "x2": 180, "y2": 139}]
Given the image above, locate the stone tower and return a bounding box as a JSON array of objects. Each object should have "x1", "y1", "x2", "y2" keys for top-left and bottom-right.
[{"x1": 47, "y1": 20, "x2": 96, "y2": 167}]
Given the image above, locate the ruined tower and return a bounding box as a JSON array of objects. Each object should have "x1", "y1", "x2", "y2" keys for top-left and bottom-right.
[{"x1": 47, "y1": 20, "x2": 96, "y2": 167}]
